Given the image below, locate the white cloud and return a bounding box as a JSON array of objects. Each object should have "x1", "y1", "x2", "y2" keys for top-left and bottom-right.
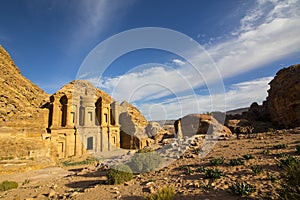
[
  {"x1": 98, "y1": 65, "x2": 201, "y2": 103},
  {"x1": 138, "y1": 77, "x2": 273, "y2": 120},
  {"x1": 172, "y1": 59, "x2": 186, "y2": 66},
  {"x1": 70, "y1": 1, "x2": 135, "y2": 50},
  {"x1": 95, "y1": 0, "x2": 299, "y2": 120}
]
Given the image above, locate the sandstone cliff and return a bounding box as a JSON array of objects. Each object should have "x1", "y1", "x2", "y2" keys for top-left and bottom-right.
[
  {"x1": 0, "y1": 45, "x2": 49, "y2": 135},
  {"x1": 266, "y1": 64, "x2": 300, "y2": 128},
  {"x1": 226, "y1": 64, "x2": 300, "y2": 131}
]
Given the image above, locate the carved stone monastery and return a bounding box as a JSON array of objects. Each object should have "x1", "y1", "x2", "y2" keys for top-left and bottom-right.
[{"x1": 43, "y1": 80, "x2": 124, "y2": 159}]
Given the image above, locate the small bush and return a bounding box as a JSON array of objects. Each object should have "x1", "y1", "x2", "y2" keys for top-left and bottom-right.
[
  {"x1": 243, "y1": 154, "x2": 254, "y2": 160},
  {"x1": 229, "y1": 158, "x2": 244, "y2": 166},
  {"x1": 0, "y1": 181, "x2": 18, "y2": 192},
  {"x1": 274, "y1": 144, "x2": 288, "y2": 149},
  {"x1": 262, "y1": 149, "x2": 270, "y2": 155},
  {"x1": 145, "y1": 186, "x2": 175, "y2": 200},
  {"x1": 250, "y1": 165, "x2": 263, "y2": 175},
  {"x1": 267, "y1": 173, "x2": 277, "y2": 182},
  {"x1": 204, "y1": 168, "x2": 223, "y2": 179},
  {"x1": 193, "y1": 148, "x2": 201, "y2": 155},
  {"x1": 278, "y1": 156, "x2": 300, "y2": 168},
  {"x1": 229, "y1": 182, "x2": 256, "y2": 196},
  {"x1": 277, "y1": 153, "x2": 287, "y2": 158},
  {"x1": 128, "y1": 150, "x2": 162, "y2": 173},
  {"x1": 106, "y1": 164, "x2": 133, "y2": 185},
  {"x1": 180, "y1": 166, "x2": 194, "y2": 175},
  {"x1": 196, "y1": 166, "x2": 206, "y2": 173},
  {"x1": 277, "y1": 159, "x2": 300, "y2": 199},
  {"x1": 210, "y1": 157, "x2": 224, "y2": 166}
]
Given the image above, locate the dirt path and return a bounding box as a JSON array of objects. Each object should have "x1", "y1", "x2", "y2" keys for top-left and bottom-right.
[{"x1": 1, "y1": 130, "x2": 300, "y2": 200}]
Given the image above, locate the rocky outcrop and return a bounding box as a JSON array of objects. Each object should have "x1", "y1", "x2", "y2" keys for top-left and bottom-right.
[
  {"x1": 226, "y1": 64, "x2": 300, "y2": 130},
  {"x1": 0, "y1": 45, "x2": 49, "y2": 135},
  {"x1": 174, "y1": 114, "x2": 232, "y2": 138},
  {"x1": 266, "y1": 64, "x2": 300, "y2": 128},
  {"x1": 118, "y1": 102, "x2": 172, "y2": 147},
  {"x1": 119, "y1": 101, "x2": 148, "y2": 128}
]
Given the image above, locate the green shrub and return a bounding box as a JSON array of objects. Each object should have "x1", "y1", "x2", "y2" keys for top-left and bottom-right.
[
  {"x1": 193, "y1": 148, "x2": 201, "y2": 155},
  {"x1": 183, "y1": 166, "x2": 194, "y2": 175},
  {"x1": 277, "y1": 153, "x2": 287, "y2": 158},
  {"x1": 267, "y1": 173, "x2": 277, "y2": 182},
  {"x1": 277, "y1": 159, "x2": 300, "y2": 199},
  {"x1": 243, "y1": 154, "x2": 254, "y2": 160},
  {"x1": 250, "y1": 165, "x2": 263, "y2": 175},
  {"x1": 229, "y1": 158, "x2": 244, "y2": 166},
  {"x1": 204, "y1": 168, "x2": 223, "y2": 179},
  {"x1": 278, "y1": 156, "x2": 300, "y2": 168},
  {"x1": 210, "y1": 157, "x2": 224, "y2": 166},
  {"x1": 274, "y1": 144, "x2": 288, "y2": 149},
  {"x1": 128, "y1": 150, "x2": 162, "y2": 173},
  {"x1": 195, "y1": 166, "x2": 206, "y2": 173},
  {"x1": 145, "y1": 186, "x2": 175, "y2": 200},
  {"x1": 262, "y1": 149, "x2": 270, "y2": 155},
  {"x1": 0, "y1": 181, "x2": 18, "y2": 192},
  {"x1": 229, "y1": 182, "x2": 255, "y2": 196},
  {"x1": 106, "y1": 164, "x2": 133, "y2": 185}
]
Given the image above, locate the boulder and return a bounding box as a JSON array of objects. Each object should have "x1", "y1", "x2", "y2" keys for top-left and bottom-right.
[{"x1": 174, "y1": 114, "x2": 232, "y2": 138}]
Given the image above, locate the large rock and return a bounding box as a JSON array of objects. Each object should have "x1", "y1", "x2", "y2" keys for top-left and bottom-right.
[
  {"x1": 0, "y1": 45, "x2": 49, "y2": 135},
  {"x1": 266, "y1": 64, "x2": 300, "y2": 128},
  {"x1": 174, "y1": 114, "x2": 232, "y2": 138}
]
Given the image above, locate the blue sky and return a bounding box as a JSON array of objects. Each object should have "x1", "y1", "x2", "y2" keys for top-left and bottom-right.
[{"x1": 1, "y1": 0, "x2": 299, "y2": 120}]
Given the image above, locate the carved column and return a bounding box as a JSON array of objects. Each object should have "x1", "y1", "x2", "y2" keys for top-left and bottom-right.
[{"x1": 51, "y1": 98, "x2": 61, "y2": 128}]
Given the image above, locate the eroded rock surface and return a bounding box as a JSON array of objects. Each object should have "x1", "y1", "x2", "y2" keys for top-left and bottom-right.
[
  {"x1": 0, "y1": 45, "x2": 49, "y2": 135},
  {"x1": 266, "y1": 64, "x2": 300, "y2": 128}
]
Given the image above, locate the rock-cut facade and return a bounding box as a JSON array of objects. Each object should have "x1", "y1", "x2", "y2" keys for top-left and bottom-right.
[{"x1": 43, "y1": 80, "x2": 120, "y2": 159}]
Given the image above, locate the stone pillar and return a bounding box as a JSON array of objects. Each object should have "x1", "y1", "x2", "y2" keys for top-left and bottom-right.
[
  {"x1": 177, "y1": 120, "x2": 183, "y2": 139},
  {"x1": 110, "y1": 101, "x2": 119, "y2": 126},
  {"x1": 96, "y1": 127, "x2": 101, "y2": 153},
  {"x1": 66, "y1": 99, "x2": 74, "y2": 128},
  {"x1": 51, "y1": 99, "x2": 61, "y2": 128}
]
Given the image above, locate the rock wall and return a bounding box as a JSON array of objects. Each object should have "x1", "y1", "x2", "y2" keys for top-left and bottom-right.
[
  {"x1": 0, "y1": 45, "x2": 49, "y2": 135},
  {"x1": 266, "y1": 64, "x2": 300, "y2": 128}
]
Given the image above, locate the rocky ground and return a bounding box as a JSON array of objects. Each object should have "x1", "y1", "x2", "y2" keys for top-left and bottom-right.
[{"x1": 1, "y1": 128, "x2": 300, "y2": 200}]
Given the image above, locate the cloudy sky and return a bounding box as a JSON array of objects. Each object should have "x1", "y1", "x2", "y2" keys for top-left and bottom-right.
[{"x1": 1, "y1": 0, "x2": 299, "y2": 120}]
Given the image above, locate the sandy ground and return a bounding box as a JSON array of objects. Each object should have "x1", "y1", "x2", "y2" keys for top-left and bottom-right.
[{"x1": 1, "y1": 130, "x2": 300, "y2": 200}]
